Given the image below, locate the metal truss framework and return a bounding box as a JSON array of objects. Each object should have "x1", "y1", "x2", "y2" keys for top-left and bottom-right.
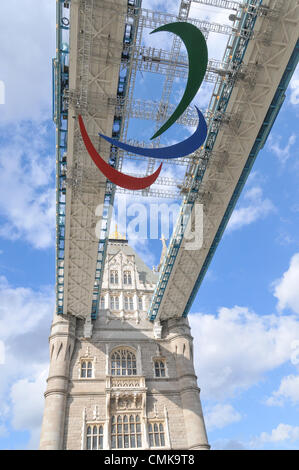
[
  {"x1": 53, "y1": 0, "x2": 252, "y2": 318},
  {"x1": 141, "y1": 0, "x2": 192, "y2": 197},
  {"x1": 112, "y1": 2, "x2": 264, "y2": 200},
  {"x1": 54, "y1": 0, "x2": 128, "y2": 319},
  {"x1": 54, "y1": 0, "x2": 296, "y2": 326},
  {"x1": 113, "y1": 1, "x2": 244, "y2": 177},
  {"x1": 192, "y1": 0, "x2": 241, "y2": 9},
  {"x1": 148, "y1": 0, "x2": 299, "y2": 321},
  {"x1": 121, "y1": 50, "x2": 243, "y2": 82}
]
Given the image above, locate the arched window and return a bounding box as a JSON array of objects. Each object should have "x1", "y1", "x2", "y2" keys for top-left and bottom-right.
[
  {"x1": 123, "y1": 271, "x2": 132, "y2": 285},
  {"x1": 111, "y1": 414, "x2": 141, "y2": 449},
  {"x1": 154, "y1": 360, "x2": 166, "y2": 378},
  {"x1": 148, "y1": 422, "x2": 165, "y2": 447},
  {"x1": 110, "y1": 270, "x2": 118, "y2": 285},
  {"x1": 110, "y1": 295, "x2": 119, "y2": 310},
  {"x1": 81, "y1": 360, "x2": 93, "y2": 378},
  {"x1": 86, "y1": 424, "x2": 104, "y2": 450},
  {"x1": 111, "y1": 348, "x2": 137, "y2": 376}
]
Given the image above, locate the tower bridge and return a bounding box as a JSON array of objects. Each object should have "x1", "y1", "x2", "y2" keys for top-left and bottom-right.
[
  {"x1": 41, "y1": 0, "x2": 299, "y2": 450},
  {"x1": 54, "y1": 0, "x2": 298, "y2": 324}
]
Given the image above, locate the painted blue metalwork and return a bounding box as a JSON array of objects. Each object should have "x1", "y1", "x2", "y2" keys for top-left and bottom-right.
[
  {"x1": 148, "y1": 0, "x2": 262, "y2": 321},
  {"x1": 182, "y1": 38, "x2": 299, "y2": 317},
  {"x1": 54, "y1": 0, "x2": 70, "y2": 315},
  {"x1": 53, "y1": 0, "x2": 142, "y2": 318}
]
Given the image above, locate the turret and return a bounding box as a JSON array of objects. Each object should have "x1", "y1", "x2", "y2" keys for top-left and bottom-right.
[{"x1": 39, "y1": 313, "x2": 76, "y2": 450}]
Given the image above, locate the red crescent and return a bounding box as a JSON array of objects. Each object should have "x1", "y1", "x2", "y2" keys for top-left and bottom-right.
[{"x1": 78, "y1": 115, "x2": 162, "y2": 190}]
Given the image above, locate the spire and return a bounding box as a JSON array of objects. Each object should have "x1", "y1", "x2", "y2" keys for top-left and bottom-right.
[{"x1": 110, "y1": 224, "x2": 126, "y2": 241}]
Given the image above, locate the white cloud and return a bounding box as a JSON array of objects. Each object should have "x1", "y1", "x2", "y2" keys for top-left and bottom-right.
[
  {"x1": 205, "y1": 404, "x2": 241, "y2": 431},
  {"x1": 0, "y1": 122, "x2": 55, "y2": 249},
  {"x1": 268, "y1": 133, "x2": 297, "y2": 164},
  {"x1": 266, "y1": 375, "x2": 299, "y2": 407},
  {"x1": 258, "y1": 424, "x2": 299, "y2": 444},
  {"x1": 273, "y1": 253, "x2": 299, "y2": 314},
  {"x1": 0, "y1": 276, "x2": 53, "y2": 448},
  {"x1": 189, "y1": 306, "x2": 299, "y2": 400},
  {"x1": 226, "y1": 186, "x2": 275, "y2": 232},
  {"x1": 212, "y1": 439, "x2": 246, "y2": 450},
  {"x1": 275, "y1": 231, "x2": 296, "y2": 247},
  {"x1": 10, "y1": 369, "x2": 48, "y2": 449},
  {"x1": 142, "y1": 0, "x2": 178, "y2": 15},
  {"x1": 289, "y1": 65, "x2": 299, "y2": 106},
  {"x1": 0, "y1": 276, "x2": 54, "y2": 341},
  {"x1": 0, "y1": 0, "x2": 55, "y2": 123}
]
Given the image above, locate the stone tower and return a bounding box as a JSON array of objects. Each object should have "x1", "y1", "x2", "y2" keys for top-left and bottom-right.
[{"x1": 40, "y1": 237, "x2": 209, "y2": 450}]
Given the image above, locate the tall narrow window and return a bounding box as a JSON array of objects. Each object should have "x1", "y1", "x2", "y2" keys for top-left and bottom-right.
[
  {"x1": 86, "y1": 424, "x2": 104, "y2": 450},
  {"x1": 110, "y1": 270, "x2": 118, "y2": 285},
  {"x1": 81, "y1": 360, "x2": 93, "y2": 378},
  {"x1": 111, "y1": 349, "x2": 137, "y2": 376},
  {"x1": 138, "y1": 297, "x2": 143, "y2": 310},
  {"x1": 154, "y1": 360, "x2": 166, "y2": 377},
  {"x1": 110, "y1": 295, "x2": 119, "y2": 310},
  {"x1": 123, "y1": 271, "x2": 132, "y2": 285},
  {"x1": 111, "y1": 414, "x2": 141, "y2": 449},
  {"x1": 100, "y1": 296, "x2": 105, "y2": 309},
  {"x1": 148, "y1": 422, "x2": 165, "y2": 448},
  {"x1": 124, "y1": 296, "x2": 134, "y2": 311}
]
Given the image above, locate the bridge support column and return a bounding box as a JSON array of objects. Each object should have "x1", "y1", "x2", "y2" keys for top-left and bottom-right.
[
  {"x1": 167, "y1": 318, "x2": 210, "y2": 450},
  {"x1": 39, "y1": 313, "x2": 76, "y2": 450}
]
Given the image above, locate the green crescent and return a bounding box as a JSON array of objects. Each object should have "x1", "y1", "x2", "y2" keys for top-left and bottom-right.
[{"x1": 150, "y1": 22, "x2": 208, "y2": 140}]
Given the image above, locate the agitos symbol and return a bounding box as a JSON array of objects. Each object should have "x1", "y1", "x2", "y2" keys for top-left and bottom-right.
[{"x1": 79, "y1": 22, "x2": 208, "y2": 190}]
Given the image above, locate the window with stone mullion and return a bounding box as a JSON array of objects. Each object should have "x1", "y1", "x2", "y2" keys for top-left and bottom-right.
[
  {"x1": 154, "y1": 360, "x2": 166, "y2": 377},
  {"x1": 111, "y1": 349, "x2": 137, "y2": 376},
  {"x1": 148, "y1": 422, "x2": 165, "y2": 448},
  {"x1": 123, "y1": 271, "x2": 132, "y2": 285},
  {"x1": 110, "y1": 270, "x2": 118, "y2": 285},
  {"x1": 81, "y1": 360, "x2": 93, "y2": 378},
  {"x1": 124, "y1": 296, "x2": 134, "y2": 311},
  {"x1": 111, "y1": 414, "x2": 142, "y2": 449},
  {"x1": 86, "y1": 424, "x2": 104, "y2": 450},
  {"x1": 110, "y1": 295, "x2": 119, "y2": 310}
]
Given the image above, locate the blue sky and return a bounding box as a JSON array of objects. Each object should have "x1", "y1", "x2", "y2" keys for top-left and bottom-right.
[{"x1": 0, "y1": 0, "x2": 298, "y2": 450}]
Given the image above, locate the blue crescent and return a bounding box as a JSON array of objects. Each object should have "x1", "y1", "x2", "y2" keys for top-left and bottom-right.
[{"x1": 99, "y1": 107, "x2": 207, "y2": 159}]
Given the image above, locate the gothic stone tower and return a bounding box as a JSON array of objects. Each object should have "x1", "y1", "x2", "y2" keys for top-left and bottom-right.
[{"x1": 40, "y1": 237, "x2": 209, "y2": 450}]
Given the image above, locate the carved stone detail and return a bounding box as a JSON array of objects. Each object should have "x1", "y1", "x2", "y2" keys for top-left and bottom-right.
[
  {"x1": 110, "y1": 392, "x2": 143, "y2": 411},
  {"x1": 107, "y1": 376, "x2": 146, "y2": 389}
]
